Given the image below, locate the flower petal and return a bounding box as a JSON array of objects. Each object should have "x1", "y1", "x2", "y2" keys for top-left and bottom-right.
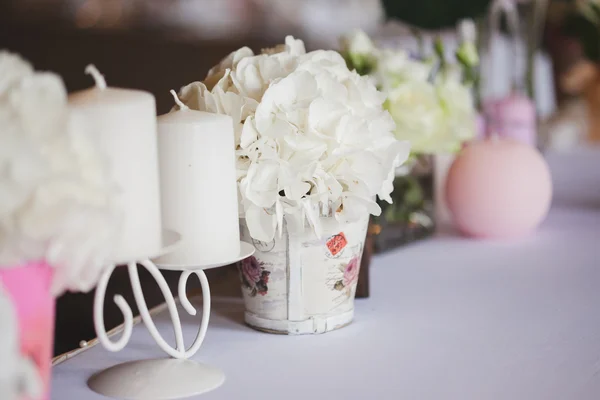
[{"x1": 245, "y1": 205, "x2": 276, "y2": 242}]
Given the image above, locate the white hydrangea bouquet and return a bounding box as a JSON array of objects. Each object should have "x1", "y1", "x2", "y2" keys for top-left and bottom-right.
[
  {"x1": 0, "y1": 51, "x2": 121, "y2": 295},
  {"x1": 340, "y1": 20, "x2": 480, "y2": 155},
  {"x1": 176, "y1": 36, "x2": 410, "y2": 242}
]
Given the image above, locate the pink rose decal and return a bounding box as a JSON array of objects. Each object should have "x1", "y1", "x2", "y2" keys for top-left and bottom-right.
[
  {"x1": 241, "y1": 256, "x2": 261, "y2": 285},
  {"x1": 238, "y1": 256, "x2": 271, "y2": 297},
  {"x1": 334, "y1": 255, "x2": 361, "y2": 295},
  {"x1": 342, "y1": 256, "x2": 360, "y2": 287}
]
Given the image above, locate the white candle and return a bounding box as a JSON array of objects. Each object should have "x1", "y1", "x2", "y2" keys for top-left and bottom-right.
[
  {"x1": 154, "y1": 91, "x2": 240, "y2": 267},
  {"x1": 68, "y1": 65, "x2": 163, "y2": 262}
]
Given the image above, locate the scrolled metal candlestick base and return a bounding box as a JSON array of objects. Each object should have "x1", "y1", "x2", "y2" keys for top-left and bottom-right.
[
  {"x1": 88, "y1": 241, "x2": 255, "y2": 400},
  {"x1": 93, "y1": 261, "x2": 211, "y2": 359},
  {"x1": 89, "y1": 260, "x2": 223, "y2": 400}
]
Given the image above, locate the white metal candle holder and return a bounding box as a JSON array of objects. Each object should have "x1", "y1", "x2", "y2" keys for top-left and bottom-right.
[{"x1": 88, "y1": 230, "x2": 254, "y2": 400}]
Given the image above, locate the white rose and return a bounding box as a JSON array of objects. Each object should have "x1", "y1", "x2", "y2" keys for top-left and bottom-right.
[
  {"x1": 375, "y1": 49, "x2": 409, "y2": 75},
  {"x1": 386, "y1": 80, "x2": 445, "y2": 153},
  {"x1": 437, "y1": 79, "x2": 477, "y2": 150}
]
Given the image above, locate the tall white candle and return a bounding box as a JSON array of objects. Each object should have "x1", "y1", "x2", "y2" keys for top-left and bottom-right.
[
  {"x1": 154, "y1": 91, "x2": 240, "y2": 267},
  {"x1": 68, "y1": 65, "x2": 163, "y2": 262}
]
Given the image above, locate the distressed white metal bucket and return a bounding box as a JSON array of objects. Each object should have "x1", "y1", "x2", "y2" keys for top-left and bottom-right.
[{"x1": 238, "y1": 214, "x2": 369, "y2": 335}]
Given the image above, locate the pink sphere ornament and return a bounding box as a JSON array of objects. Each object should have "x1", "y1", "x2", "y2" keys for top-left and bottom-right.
[{"x1": 445, "y1": 137, "x2": 552, "y2": 239}]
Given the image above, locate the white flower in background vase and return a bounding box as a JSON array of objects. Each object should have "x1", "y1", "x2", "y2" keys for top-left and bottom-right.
[
  {"x1": 340, "y1": 24, "x2": 479, "y2": 157},
  {"x1": 340, "y1": 30, "x2": 378, "y2": 76},
  {"x1": 0, "y1": 51, "x2": 122, "y2": 295},
  {"x1": 177, "y1": 36, "x2": 410, "y2": 242},
  {"x1": 437, "y1": 77, "x2": 478, "y2": 151},
  {"x1": 385, "y1": 80, "x2": 445, "y2": 154},
  {"x1": 457, "y1": 19, "x2": 480, "y2": 67},
  {"x1": 340, "y1": 21, "x2": 480, "y2": 229}
]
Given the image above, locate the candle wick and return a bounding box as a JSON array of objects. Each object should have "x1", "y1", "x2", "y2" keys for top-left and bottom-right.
[
  {"x1": 170, "y1": 90, "x2": 189, "y2": 111},
  {"x1": 84, "y1": 64, "x2": 107, "y2": 90}
]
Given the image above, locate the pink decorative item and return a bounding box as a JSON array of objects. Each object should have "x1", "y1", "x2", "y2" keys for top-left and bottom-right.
[
  {"x1": 476, "y1": 113, "x2": 487, "y2": 141},
  {"x1": 484, "y1": 94, "x2": 537, "y2": 146},
  {"x1": 483, "y1": 0, "x2": 538, "y2": 147},
  {"x1": 0, "y1": 262, "x2": 54, "y2": 400},
  {"x1": 445, "y1": 137, "x2": 552, "y2": 239}
]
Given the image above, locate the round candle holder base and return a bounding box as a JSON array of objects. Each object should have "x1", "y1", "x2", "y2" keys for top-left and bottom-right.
[
  {"x1": 154, "y1": 241, "x2": 255, "y2": 271},
  {"x1": 88, "y1": 358, "x2": 225, "y2": 400},
  {"x1": 90, "y1": 240, "x2": 254, "y2": 399}
]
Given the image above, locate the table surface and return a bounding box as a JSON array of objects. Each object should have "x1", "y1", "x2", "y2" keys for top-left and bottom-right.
[{"x1": 52, "y1": 148, "x2": 600, "y2": 400}]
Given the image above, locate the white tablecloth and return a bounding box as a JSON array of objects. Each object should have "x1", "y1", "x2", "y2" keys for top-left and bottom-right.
[{"x1": 52, "y1": 149, "x2": 600, "y2": 400}]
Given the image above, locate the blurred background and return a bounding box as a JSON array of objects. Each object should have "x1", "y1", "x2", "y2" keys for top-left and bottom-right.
[
  {"x1": 1, "y1": 0, "x2": 387, "y2": 113},
  {"x1": 0, "y1": 0, "x2": 589, "y2": 115},
  {"x1": 1, "y1": 0, "x2": 596, "y2": 356},
  {"x1": 0, "y1": 0, "x2": 589, "y2": 121}
]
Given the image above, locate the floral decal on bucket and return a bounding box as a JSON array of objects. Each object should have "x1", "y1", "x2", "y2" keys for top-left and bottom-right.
[
  {"x1": 239, "y1": 256, "x2": 271, "y2": 297},
  {"x1": 333, "y1": 255, "x2": 361, "y2": 297}
]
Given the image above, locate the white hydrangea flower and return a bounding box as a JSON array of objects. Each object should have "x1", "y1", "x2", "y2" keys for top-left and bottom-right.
[
  {"x1": 262, "y1": 36, "x2": 307, "y2": 56},
  {"x1": 0, "y1": 51, "x2": 121, "y2": 295},
  {"x1": 179, "y1": 36, "x2": 410, "y2": 242},
  {"x1": 204, "y1": 46, "x2": 254, "y2": 90}
]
